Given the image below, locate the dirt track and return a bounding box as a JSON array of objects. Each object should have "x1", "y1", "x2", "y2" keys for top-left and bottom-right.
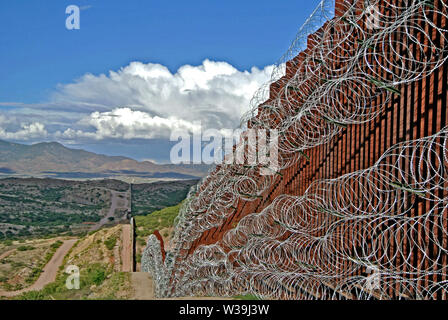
[
  {"x1": 121, "y1": 224, "x2": 132, "y2": 272},
  {"x1": 131, "y1": 272, "x2": 154, "y2": 299},
  {"x1": 0, "y1": 239, "x2": 77, "y2": 297},
  {"x1": 91, "y1": 189, "x2": 130, "y2": 231},
  {"x1": 129, "y1": 272, "x2": 231, "y2": 300},
  {"x1": 91, "y1": 191, "x2": 119, "y2": 231}
]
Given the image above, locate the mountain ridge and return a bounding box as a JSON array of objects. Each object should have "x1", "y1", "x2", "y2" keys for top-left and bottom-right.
[{"x1": 0, "y1": 139, "x2": 208, "y2": 178}]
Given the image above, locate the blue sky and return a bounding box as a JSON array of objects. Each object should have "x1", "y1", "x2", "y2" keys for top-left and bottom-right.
[{"x1": 0, "y1": 0, "x2": 325, "y2": 162}]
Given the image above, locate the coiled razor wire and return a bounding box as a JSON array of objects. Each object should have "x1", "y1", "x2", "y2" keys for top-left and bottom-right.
[
  {"x1": 141, "y1": 0, "x2": 448, "y2": 299},
  {"x1": 167, "y1": 127, "x2": 448, "y2": 299},
  {"x1": 141, "y1": 235, "x2": 171, "y2": 297}
]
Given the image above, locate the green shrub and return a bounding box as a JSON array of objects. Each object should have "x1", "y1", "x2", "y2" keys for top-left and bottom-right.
[
  {"x1": 11, "y1": 261, "x2": 25, "y2": 268},
  {"x1": 17, "y1": 245, "x2": 35, "y2": 251},
  {"x1": 26, "y1": 268, "x2": 42, "y2": 283},
  {"x1": 134, "y1": 203, "x2": 182, "y2": 237},
  {"x1": 17, "y1": 290, "x2": 46, "y2": 300},
  {"x1": 84, "y1": 264, "x2": 107, "y2": 286},
  {"x1": 51, "y1": 240, "x2": 63, "y2": 249},
  {"x1": 104, "y1": 236, "x2": 117, "y2": 251}
]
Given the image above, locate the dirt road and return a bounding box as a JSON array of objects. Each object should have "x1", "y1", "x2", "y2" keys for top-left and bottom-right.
[
  {"x1": 91, "y1": 191, "x2": 118, "y2": 231},
  {"x1": 0, "y1": 239, "x2": 77, "y2": 297},
  {"x1": 129, "y1": 272, "x2": 232, "y2": 300},
  {"x1": 121, "y1": 224, "x2": 132, "y2": 272},
  {"x1": 91, "y1": 189, "x2": 130, "y2": 231},
  {"x1": 130, "y1": 272, "x2": 154, "y2": 299}
]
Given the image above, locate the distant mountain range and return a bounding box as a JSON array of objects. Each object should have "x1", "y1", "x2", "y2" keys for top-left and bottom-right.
[{"x1": 0, "y1": 140, "x2": 209, "y2": 179}]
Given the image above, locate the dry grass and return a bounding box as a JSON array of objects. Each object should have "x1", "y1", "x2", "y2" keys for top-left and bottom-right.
[
  {"x1": 13, "y1": 225, "x2": 133, "y2": 300},
  {"x1": 60, "y1": 225, "x2": 132, "y2": 299},
  {"x1": 0, "y1": 237, "x2": 68, "y2": 291},
  {"x1": 65, "y1": 225, "x2": 122, "y2": 269}
]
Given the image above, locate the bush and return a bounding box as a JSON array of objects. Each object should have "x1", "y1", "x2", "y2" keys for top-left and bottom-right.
[
  {"x1": 17, "y1": 245, "x2": 35, "y2": 251},
  {"x1": 17, "y1": 290, "x2": 46, "y2": 300},
  {"x1": 26, "y1": 268, "x2": 42, "y2": 283},
  {"x1": 84, "y1": 264, "x2": 107, "y2": 286},
  {"x1": 104, "y1": 236, "x2": 117, "y2": 251},
  {"x1": 51, "y1": 240, "x2": 63, "y2": 249},
  {"x1": 134, "y1": 203, "x2": 182, "y2": 237}
]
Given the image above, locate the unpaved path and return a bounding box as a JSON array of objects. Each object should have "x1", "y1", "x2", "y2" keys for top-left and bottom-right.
[
  {"x1": 121, "y1": 224, "x2": 132, "y2": 272},
  {"x1": 91, "y1": 191, "x2": 119, "y2": 231},
  {"x1": 130, "y1": 272, "x2": 232, "y2": 300},
  {"x1": 91, "y1": 189, "x2": 131, "y2": 231},
  {"x1": 130, "y1": 272, "x2": 154, "y2": 300},
  {"x1": 0, "y1": 239, "x2": 77, "y2": 297}
]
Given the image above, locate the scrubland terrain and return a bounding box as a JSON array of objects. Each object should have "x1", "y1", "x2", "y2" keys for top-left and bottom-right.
[
  {"x1": 0, "y1": 202, "x2": 183, "y2": 299},
  {"x1": 0, "y1": 178, "x2": 197, "y2": 239},
  {"x1": 0, "y1": 225, "x2": 132, "y2": 300},
  {"x1": 0, "y1": 178, "x2": 123, "y2": 238},
  {"x1": 0, "y1": 237, "x2": 68, "y2": 292},
  {"x1": 0, "y1": 199, "x2": 252, "y2": 300},
  {"x1": 130, "y1": 180, "x2": 197, "y2": 215}
]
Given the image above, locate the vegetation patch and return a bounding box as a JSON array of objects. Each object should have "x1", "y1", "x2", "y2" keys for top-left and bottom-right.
[
  {"x1": 104, "y1": 236, "x2": 117, "y2": 251},
  {"x1": 15, "y1": 227, "x2": 132, "y2": 300},
  {"x1": 0, "y1": 238, "x2": 67, "y2": 291},
  {"x1": 134, "y1": 203, "x2": 181, "y2": 239},
  {"x1": 131, "y1": 180, "x2": 196, "y2": 215},
  {"x1": 17, "y1": 245, "x2": 35, "y2": 251},
  {"x1": 134, "y1": 202, "x2": 183, "y2": 270},
  {"x1": 0, "y1": 179, "x2": 111, "y2": 239}
]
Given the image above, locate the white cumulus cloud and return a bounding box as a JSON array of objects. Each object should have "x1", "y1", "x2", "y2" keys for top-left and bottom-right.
[
  {"x1": 57, "y1": 107, "x2": 202, "y2": 140},
  {"x1": 0, "y1": 59, "x2": 276, "y2": 142},
  {"x1": 0, "y1": 115, "x2": 48, "y2": 140},
  {"x1": 50, "y1": 59, "x2": 274, "y2": 140}
]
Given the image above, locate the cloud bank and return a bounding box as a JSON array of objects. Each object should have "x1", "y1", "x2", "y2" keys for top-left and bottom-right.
[
  {"x1": 0, "y1": 115, "x2": 48, "y2": 140},
  {"x1": 44, "y1": 59, "x2": 273, "y2": 141},
  {"x1": 0, "y1": 59, "x2": 275, "y2": 162}
]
